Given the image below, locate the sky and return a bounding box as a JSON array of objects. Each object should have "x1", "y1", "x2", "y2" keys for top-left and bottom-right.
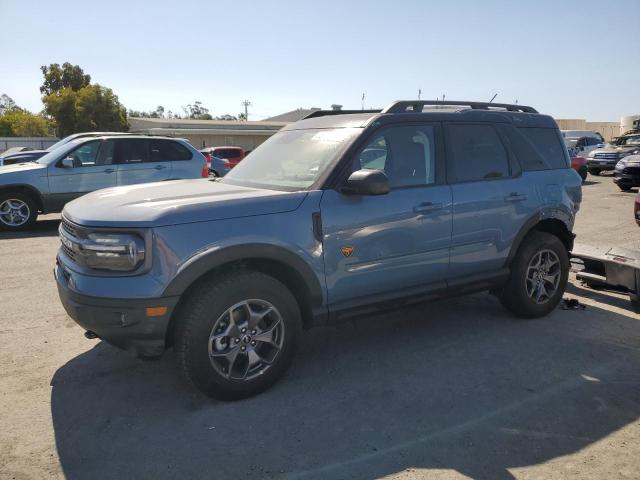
[{"x1": 1, "y1": 0, "x2": 638, "y2": 121}]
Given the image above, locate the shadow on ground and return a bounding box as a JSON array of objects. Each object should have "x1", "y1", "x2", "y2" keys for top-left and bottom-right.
[
  {"x1": 0, "y1": 218, "x2": 60, "y2": 239},
  {"x1": 51, "y1": 290, "x2": 640, "y2": 480}
]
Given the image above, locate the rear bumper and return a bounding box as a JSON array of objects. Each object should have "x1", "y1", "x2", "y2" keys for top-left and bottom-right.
[{"x1": 55, "y1": 262, "x2": 180, "y2": 357}]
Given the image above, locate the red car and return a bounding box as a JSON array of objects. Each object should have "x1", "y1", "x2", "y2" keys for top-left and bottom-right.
[
  {"x1": 568, "y1": 148, "x2": 587, "y2": 181},
  {"x1": 200, "y1": 146, "x2": 245, "y2": 168}
]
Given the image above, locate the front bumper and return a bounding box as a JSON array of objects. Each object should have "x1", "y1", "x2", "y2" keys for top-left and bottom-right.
[
  {"x1": 614, "y1": 167, "x2": 640, "y2": 187},
  {"x1": 55, "y1": 261, "x2": 180, "y2": 357},
  {"x1": 587, "y1": 159, "x2": 617, "y2": 170}
]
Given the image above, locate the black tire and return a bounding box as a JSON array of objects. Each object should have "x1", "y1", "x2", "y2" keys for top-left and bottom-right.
[
  {"x1": 617, "y1": 184, "x2": 632, "y2": 191},
  {"x1": 500, "y1": 231, "x2": 569, "y2": 319},
  {"x1": 174, "y1": 270, "x2": 301, "y2": 400},
  {"x1": 578, "y1": 166, "x2": 588, "y2": 182},
  {"x1": 588, "y1": 168, "x2": 601, "y2": 176},
  {"x1": 0, "y1": 191, "x2": 38, "y2": 231}
]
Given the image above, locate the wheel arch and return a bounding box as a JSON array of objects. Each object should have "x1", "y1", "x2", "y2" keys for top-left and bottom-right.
[
  {"x1": 163, "y1": 244, "x2": 325, "y2": 347},
  {"x1": 0, "y1": 184, "x2": 45, "y2": 212},
  {"x1": 507, "y1": 214, "x2": 575, "y2": 266}
]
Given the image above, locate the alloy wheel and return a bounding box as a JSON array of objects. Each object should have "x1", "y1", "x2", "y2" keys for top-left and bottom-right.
[
  {"x1": 0, "y1": 198, "x2": 30, "y2": 227},
  {"x1": 525, "y1": 249, "x2": 561, "y2": 304}
]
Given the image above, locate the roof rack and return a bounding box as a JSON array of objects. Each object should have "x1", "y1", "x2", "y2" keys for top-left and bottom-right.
[
  {"x1": 382, "y1": 100, "x2": 538, "y2": 114},
  {"x1": 303, "y1": 109, "x2": 381, "y2": 120}
]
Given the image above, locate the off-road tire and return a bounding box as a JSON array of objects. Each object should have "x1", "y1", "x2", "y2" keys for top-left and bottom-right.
[
  {"x1": 174, "y1": 270, "x2": 301, "y2": 400},
  {"x1": 500, "y1": 231, "x2": 569, "y2": 318}
]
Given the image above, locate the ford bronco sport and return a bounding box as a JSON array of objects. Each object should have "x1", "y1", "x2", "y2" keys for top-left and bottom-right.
[{"x1": 55, "y1": 100, "x2": 582, "y2": 400}]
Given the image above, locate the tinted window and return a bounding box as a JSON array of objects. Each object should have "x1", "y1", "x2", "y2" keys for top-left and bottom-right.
[
  {"x1": 63, "y1": 141, "x2": 101, "y2": 167},
  {"x1": 214, "y1": 148, "x2": 242, "y2": 159},
  {"x1": 117, "y1": 139, "x2": 149, "y2": 164},
  {"x1": 356, "y1": 125, "x2": 436, "y2": 188},
  {"x1": 517, "y1": 128, "x2": 569, "y2": 169},
  {"x1": 150, "y1": 140, "x2": 192, "y2": 161},
  {"x1": 448, "y1": 124, "x2": 509, "y2": 182},
  {"x1": 97, "y1": 140, "x2": 115, "y2": 165}
]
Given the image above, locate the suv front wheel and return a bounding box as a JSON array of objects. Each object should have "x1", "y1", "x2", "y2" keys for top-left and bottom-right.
[
  {"x1": 500, "y1": 231, "x2": 569, "y2": 318},
  {"x1": 175, "y1": 270, "x2": 301, "y2": 400},
  {"x1": 0, "y1": 192, "x2": 38, "y2": 231}
]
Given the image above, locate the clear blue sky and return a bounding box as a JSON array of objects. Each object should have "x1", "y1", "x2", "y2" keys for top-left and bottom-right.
[{"x1": 1, "y1": 0, "x2": 638, "y2": 121}]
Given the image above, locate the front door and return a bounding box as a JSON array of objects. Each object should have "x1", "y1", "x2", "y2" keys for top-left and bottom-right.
[
  {"x1": 115, "y1": 139, "x2": 172, "y2": 186},
  {"x1": 320, "y1": 123, "x2": 452, "y2": 311},
  {"x1": 47, "y1": 139, "x2": 117, "y2": 209}
]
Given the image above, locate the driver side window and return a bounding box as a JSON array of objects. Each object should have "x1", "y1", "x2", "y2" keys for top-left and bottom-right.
[
  {"x1": 355, "y1": 125, "x2": 436, "y2": 188},
  {"x1": 64, "y1": 141, "x2": 101, "y2": 168}
]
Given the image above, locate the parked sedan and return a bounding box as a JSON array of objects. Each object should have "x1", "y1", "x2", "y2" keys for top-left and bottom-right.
[
  {"x1": 614, "y1": 154, "x2": 640, "y2": 191},
  {"x1": 0, "y1": 135, "x2": 207, "y2": 230},
  {"x1": 0, "y1": 132, "x2": 135, "y2": 167}
]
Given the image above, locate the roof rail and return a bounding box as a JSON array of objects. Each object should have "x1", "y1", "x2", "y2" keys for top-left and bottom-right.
[
  {"x1": 382, "y1": 100, "x2": 538, "y2": 114},
  {"x1": 303, "y1": 109, "x2": 381, "y2": 120}
]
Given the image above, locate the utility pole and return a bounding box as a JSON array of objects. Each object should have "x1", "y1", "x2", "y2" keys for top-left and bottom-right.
[
  {"x1": 418, "y1": 88, "x2": 422, "y2": 100},
  {"x1": 361, "y1": 93, "x2": 366, "y2": 110},
  {"x1": 241, "y1": 99, "x2": 252, "y2": 120}
]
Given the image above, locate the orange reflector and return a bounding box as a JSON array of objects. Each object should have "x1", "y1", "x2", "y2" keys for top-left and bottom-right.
[{"x1": 146, "y1": 306, "x2": 168, "y2": 317}]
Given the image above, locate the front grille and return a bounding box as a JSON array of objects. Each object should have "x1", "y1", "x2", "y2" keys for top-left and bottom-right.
[
  {"x1": 61, "y1": 242, "x2": 77, "y2": 261},
  {"x1": 594, "y1": 153, "x2": 618, "y2": 160},
  {"x1": 61, "y1": 217, "x2": 78, "y2": 237}
]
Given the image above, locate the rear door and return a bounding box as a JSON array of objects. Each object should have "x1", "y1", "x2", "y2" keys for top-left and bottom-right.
[
  {"x1": 47, "y1": 140, "x2": 117, "y2": 208},
  {"x1": 320, "y1": 123, "x2": 452, "y2": 310},
  {"x1": 115, "y1": 139, "x2": 172, "y2": 186},
  {"x1": 445, "y1": 123, "x2": 535, "y2": 283}
]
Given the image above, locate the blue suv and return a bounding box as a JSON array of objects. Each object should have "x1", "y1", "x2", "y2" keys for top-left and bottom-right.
[{"x1": 55, "y1": 101, "x2": 582, "y2": 400}]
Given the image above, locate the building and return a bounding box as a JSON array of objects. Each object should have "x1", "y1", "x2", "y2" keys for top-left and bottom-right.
[
  {"x1": 554, "y1": 119, "x2": 621, "y2": 141},
  {"x1": 128, "y1": 117, "x2": 287, "y2": 151}
]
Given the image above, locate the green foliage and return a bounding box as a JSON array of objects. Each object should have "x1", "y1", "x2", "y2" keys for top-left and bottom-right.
[
  {"x1": 43, "y1": 85, "x2": 128, "y2": 137},
  {"x1": 40, "y1": 63, "x2": 91, "y2": 96},
  {"x1": 0, "y1": 109, "x2": 52, "y2": 137},
  {"x1": 183, "y1": 101, "x2": 211, "y2": 119}
]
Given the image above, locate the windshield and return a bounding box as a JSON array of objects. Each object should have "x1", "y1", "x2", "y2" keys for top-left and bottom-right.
[
  {"x1": 618, "y1": 135, "x2": 640, "y2": 146},
  {"x1": 45, "y1": 134, "x2": 78, "y2": 152},
  {"x1": 221, "y1": 128, "x2": 361, "y2": 190},
  {"x1": 36, "y1": 139, "x2": 86, "y2": 164}
]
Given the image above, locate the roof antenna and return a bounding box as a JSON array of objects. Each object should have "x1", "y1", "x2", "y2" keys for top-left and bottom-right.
[{"x1": 489, "y1": 93, "x2": 498, "y2": 103}]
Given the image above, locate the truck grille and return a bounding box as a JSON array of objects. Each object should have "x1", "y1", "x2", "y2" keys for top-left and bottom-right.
[
  {"x1": 594, "y1": 152, "x2": 618, "y2": 160},
  {"x1": 61, "y1": 217, "x2": 78, "y2": 237}
]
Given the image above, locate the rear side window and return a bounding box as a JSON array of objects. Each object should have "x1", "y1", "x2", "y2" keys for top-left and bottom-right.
[
  {"x1": 447, "y1": 124, "x2": 510, "y2": 182},
  {"x1": 117, "y1": 139, "x2": 149, "y2": 164},
  {"x1": 515, "y1": 128, "x2": 569, "y2": 170},
  {"x1": 150, "y1": 140, "x2": 192, "y2": 161},
  {"x1": 214, "y1": 148, "x2": 242, "y2": 159}
]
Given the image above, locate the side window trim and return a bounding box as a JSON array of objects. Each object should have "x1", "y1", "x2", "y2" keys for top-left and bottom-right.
[
  {"x1": 340, "y1": 121, "x2": 446, "y2": 191},
  {"x1": 444, "y1": 122, "x2": 513, "y2": 184}
]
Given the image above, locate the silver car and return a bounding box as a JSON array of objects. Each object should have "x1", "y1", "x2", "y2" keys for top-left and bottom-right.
[{"x1": 0, "y1": 135, "x2": 207, "y2": 230}]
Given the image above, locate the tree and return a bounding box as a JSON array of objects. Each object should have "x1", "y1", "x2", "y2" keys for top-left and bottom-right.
[
  {"x1": 40, "y1": 63, "x2": 90, "y2": 96},
  {"x1": 0, "y1": 94, "x2": 18, "y2": 115},
  {"x1": 43, "y1": 85, "x2": 128, "y2": 137},
  {"x1": 155, "y1": 105, "x2": 165, "y2": 118},
  {"x1": 0, "y1": 109, "x2": 52, "y2": 137},
  {"x1": 183, "y1": 101, "x2": 211, "y2": 119}
]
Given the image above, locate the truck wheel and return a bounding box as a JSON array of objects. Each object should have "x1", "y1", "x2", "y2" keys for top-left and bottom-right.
[
  {"x1": 175, "y1": 270, "x2": 301, "y2": 400},
  {"x1": 0, "y1": 192, "x2": 38, "y2": 231},
  {"x1": 618, "y1": 184, "x2": 632, "y2": 191},
  {"x1": 578, "y1": 166, "x2": 588, "y2": 182},
  {"x1": 588, "y1": 168, "x2": 600, "y2": 176},
  {"x1": 500, "y1": 231, "x2": 569, "y2": 318}
]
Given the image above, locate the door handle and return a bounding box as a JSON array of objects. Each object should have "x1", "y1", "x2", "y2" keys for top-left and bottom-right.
[
  {"x1": 154, "y1": 165, "x2": 167, "y2": 170},
  {"x1": 504, "y1": 192, "x2": 527, "y2": 202},
  {"x1": 104, "y1": 168, "x2": 115, "y2": 173},
  {"x1": 413, "y1": 202, "x2": 444, "y2": 214}
]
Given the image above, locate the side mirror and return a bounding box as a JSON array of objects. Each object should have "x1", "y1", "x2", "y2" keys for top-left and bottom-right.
[
  {"x1": 61, "y1": 157, "x2": 74, "y2": 168},
  {"x1": 342, "y1": 169, "x2": 390, "y2": 195}
]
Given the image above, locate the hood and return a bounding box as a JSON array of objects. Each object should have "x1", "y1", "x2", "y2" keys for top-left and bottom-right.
[
  {"x1": 592, "y1": 145, "x2": 639, "y2": 155},
  {"x1": 0, "y1": 162, "x2": 47, "y2": 178},
  {"x1": 63, "y1": 179, "x2": 308, "y2": 228}
]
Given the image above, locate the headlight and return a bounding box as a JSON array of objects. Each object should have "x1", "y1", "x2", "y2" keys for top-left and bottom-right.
[
  {"x1": 82, "y1": 232, "x2": 146, "y2": 271},
  {"x1": 588, "y1": 151, "x2": 596, "y2": 158}
]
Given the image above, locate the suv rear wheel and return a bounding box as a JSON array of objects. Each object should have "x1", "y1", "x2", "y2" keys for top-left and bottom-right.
[
  {"x1": 500, "y1": 231, "x2": 569, "y2": 318},
  {"x1": 175, "y1": 270, "x2": 301, "y2": 400},
  {"x1": 0, "y1": 192, "x2": 38, "y2": 231}
]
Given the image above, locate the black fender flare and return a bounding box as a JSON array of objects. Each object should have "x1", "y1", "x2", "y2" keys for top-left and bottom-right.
[
  {"x1": 162, "y1": 243, "x2": 324, "y2": 306},
  {"x1": 506, "y1": 211, "x2": 573, "y2": 266}
]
